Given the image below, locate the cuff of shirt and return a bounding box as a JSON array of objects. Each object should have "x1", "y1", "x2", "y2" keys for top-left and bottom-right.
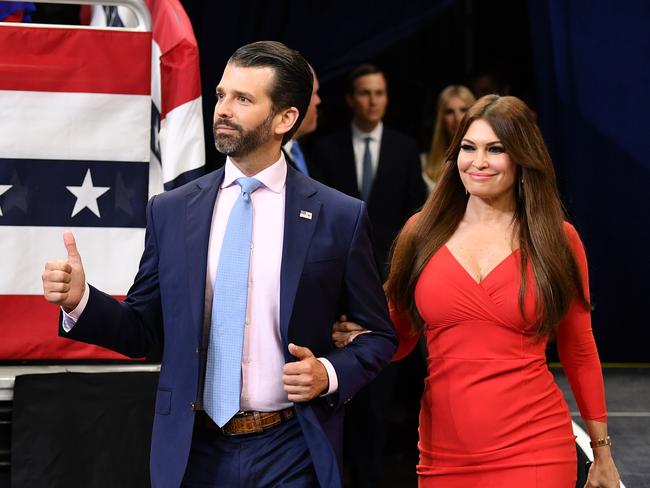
[
  {"x1": 61, "y1": 283, "x2": 89, "y2": 332},
  {"x1": 317, "y1": 357, "x2": 338, "y2": 396}
]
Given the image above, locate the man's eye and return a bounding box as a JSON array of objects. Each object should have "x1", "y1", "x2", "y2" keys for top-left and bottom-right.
[{"x1": 238, "y1": 96, "x2": 249, "y2": 103}]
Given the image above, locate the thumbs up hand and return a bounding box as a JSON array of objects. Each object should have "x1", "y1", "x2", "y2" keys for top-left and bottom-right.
[
  {"x1": 282, "y1": 343, "x2": 329, "y2": 402},
  {"x1": 42, "y1": 230, "x2": 86, "y2": 312}
]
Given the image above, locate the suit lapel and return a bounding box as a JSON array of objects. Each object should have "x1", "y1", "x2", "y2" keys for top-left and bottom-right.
[
  {"x1": 186, "y1": 168, "x2": 224, "y2": 342},
  {"x1": 279, "y1": 167, "x2": 320, "y2": 350},
  {"x1": 340, "y1": 131, "x2": 360, "y2": 198},
  {"x1": 371, "y1": 128, "x2": 392, "y2": 206}
]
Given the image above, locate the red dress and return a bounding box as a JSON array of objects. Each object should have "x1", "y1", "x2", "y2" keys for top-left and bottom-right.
[{"x1": 391, "y1": 223, "x2": 606, "y2": 487}]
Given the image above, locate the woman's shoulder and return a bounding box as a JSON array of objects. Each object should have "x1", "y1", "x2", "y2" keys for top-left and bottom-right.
[
  {"x1": 562, "y1": 221, "x2": 582, "y2": 247},
  {"x1": 392, "y1": 212, "x2": 423, "y2": 252},
  {"x1": 407, "y1": 212, "x2": 421, "y2": 225},
  {"x1": 562, "y1": 221, "x2": 588, "y2": 265},
  {"x1": 402, "y1": 212, "x2": 423, "y2": 235}
]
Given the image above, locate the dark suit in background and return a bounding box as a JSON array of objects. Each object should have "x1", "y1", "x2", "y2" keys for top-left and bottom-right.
[
  {"x1": 283, "y1": 144, "x2": 324, "y2": 183},
  {"x1": 311, "y1": 126, "x2": 426, "y2": 279}
]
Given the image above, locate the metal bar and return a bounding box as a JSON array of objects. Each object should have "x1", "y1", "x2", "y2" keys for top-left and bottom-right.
[{"x1": 2, "y1": 0, "x2": 151, "y2": 31}]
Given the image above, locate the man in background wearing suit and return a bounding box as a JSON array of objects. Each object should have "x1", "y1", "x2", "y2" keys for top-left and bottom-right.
[
  {"x1": 311, "y1": 64, "x2": 426, "y2": 488},
  {"x1": 311, "y1": 64, "x2": 426, "y2": 280},
  {"x1": 42, "y1": 42, "x2": 396, "y2": 488},
  {"x1": 283, "y1": 64, "x2": 323, "y2": 181}
]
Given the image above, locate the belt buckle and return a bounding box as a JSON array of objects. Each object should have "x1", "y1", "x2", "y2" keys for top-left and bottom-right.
[
  {"x1": 222, "y1": 411, "x2": 264, "y2": 436},
  {"x1": 219, "y1": 423, "x2": 235, "y2": 436},
  {"x1": 219, "y1": 413, "x2": 238, "y2": 436}
]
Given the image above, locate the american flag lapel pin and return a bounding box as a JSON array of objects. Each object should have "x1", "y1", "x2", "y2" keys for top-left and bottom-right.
[{"x1": 299, "y1": 210, "x2": 312, "y2": 220}]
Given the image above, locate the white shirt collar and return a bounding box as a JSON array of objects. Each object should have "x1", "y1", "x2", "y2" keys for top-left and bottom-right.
[
  {"x1": 351, "y1": 121, "x2": 383, "y2": 143},
  {"x1": 221, "y1": 154, "x2": 287, "y2": 194},
  {"x1": 283, "y1": 139, "x2": 295, "y2": 154}
]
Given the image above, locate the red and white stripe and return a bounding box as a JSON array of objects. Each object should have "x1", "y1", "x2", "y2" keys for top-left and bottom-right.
[
  {"x1": 146, "y1": 0, "x2": 204, "y2": 193},
  {"x1": 1, "y1": 1, "x2": 204, "y2": 360}
]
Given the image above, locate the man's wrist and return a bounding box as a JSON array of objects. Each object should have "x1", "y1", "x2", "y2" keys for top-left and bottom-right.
[
  {"x1": 63, "y1": 282, "x2": 89, "y2": 320},
  {"x1": 317, "y1": 357, "x2": 338, "y2": 396}
]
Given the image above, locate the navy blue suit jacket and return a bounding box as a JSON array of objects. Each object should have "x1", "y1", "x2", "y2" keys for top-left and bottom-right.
[{"x1": 61, "y1": 165, "x2": 397, "y2": 488}]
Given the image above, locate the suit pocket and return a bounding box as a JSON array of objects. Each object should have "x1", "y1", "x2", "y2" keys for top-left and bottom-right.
[{"x1": 155, "y1": 388, "x2": 172, "y2": 415}]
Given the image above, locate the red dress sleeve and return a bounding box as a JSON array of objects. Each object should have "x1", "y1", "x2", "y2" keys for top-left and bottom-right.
[
  {"x1": 556, "y1": 222, "x2": 607, "y2": 422},
  {"x1": 390, "y1": 304, "x2": 421, "y2": 361},
  {"x1": 388, "y1": 212, "x2": 423, "y2": 362}
]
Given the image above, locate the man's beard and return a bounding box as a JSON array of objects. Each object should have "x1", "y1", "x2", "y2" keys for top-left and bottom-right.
[{"x1": 213, "y1": 112, "x2": 275, "y2": 158}]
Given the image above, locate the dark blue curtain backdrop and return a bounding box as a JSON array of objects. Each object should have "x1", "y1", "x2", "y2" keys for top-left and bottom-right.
[
  {"x1": 528, "y1": 1, "x2": 650, "y2": 360},
  {"x1": 181, "y1": 0, "x2": 454, "y2": 166},
  {"x1": 182, "y1": 0, "x2": 453, "y2": 81}
]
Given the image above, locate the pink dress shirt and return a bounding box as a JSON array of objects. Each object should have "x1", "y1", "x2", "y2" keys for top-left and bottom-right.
[{"x1": 204, "y1": 156, "x2": 291, "y2": 411}]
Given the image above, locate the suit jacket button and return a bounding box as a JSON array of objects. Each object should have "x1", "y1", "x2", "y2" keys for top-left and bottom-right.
[{"x1": 190, "y1": 401, "x2": 196, "y2": 409}]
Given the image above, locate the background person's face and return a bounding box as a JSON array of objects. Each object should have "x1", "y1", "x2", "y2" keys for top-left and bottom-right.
[
  {"x1": 346, "y1": 73, "x2": 388, "y2": 128},
  {"x1": 443, "y1": 96, "x2": 470, "y2": 138},
  {"x1": 294, "y1": 73, "x2": 321, "y2": 139}
]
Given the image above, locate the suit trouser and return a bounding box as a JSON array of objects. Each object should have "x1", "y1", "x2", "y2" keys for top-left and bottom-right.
[{"x1": 181, "y1": 415, "x2": 318, "y2": 488}]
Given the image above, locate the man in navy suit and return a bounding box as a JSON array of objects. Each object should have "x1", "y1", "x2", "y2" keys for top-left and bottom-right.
[{"x1": 42, "y1": 41, "x2": 396, "y2": 488}]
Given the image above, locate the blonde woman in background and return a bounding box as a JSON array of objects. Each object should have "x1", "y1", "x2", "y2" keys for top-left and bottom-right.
[{"x1": 423, "y1": 85, "x2": 475, "y2": 191}]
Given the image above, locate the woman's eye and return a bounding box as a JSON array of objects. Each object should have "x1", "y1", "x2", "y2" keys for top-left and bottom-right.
[
  {"x1": 488, "y1": 146, "x2": 505, "y2": 154},
  {"x1": 460, "y1": 144, "x2": 474, "y2": 152}
]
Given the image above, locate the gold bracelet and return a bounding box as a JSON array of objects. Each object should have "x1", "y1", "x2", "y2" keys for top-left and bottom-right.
[{"x1": 589, "y1": 435, "x2": 612, "y2": 448}]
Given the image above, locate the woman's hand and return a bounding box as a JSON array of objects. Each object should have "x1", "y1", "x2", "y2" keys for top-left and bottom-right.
[
  {"x1": 584, "y1": 451, "x2": 620, "y2": 488},
  {"x1": 332, "y1": 315, "x2": 368, "y2": 347}
]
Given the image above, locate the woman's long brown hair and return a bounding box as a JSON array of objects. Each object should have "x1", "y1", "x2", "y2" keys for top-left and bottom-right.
[{"x1": 385, "y1": 95, "x2": 588, "y2": 339}]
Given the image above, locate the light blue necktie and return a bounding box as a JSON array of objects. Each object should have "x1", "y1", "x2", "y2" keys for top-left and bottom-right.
[
  {"x1": 289, "y1": 141, "x2": 310, "y2": 176},
  {"x1": 361, "y1": 136, "x2": 373, "y2": 201},
  {"x1": 204, "y1": 177, "x2": 263, "y2": 427}
]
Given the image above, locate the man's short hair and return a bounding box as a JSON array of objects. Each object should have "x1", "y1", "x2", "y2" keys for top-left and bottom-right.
[
  {"x1": 229, "y1": 41, "x2": 313, "y2": 144},
  {"x1": 346, "y1": 63, "x2": 386, "y2": 95}
]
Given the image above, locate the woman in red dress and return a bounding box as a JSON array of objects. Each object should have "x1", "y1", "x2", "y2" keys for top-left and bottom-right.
[{"x1": 335, "y1": 95, "x2": 620, "y2": 487}]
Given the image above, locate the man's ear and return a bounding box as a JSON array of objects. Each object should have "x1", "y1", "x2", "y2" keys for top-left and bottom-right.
[{"x1": 274, "y1": 106, "x2": 300, "y2": 138}]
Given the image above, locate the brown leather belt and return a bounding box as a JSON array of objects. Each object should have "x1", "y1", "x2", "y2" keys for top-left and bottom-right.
[{"x1": 195, "y1": 408, "x2": 295, "y2": 436}]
